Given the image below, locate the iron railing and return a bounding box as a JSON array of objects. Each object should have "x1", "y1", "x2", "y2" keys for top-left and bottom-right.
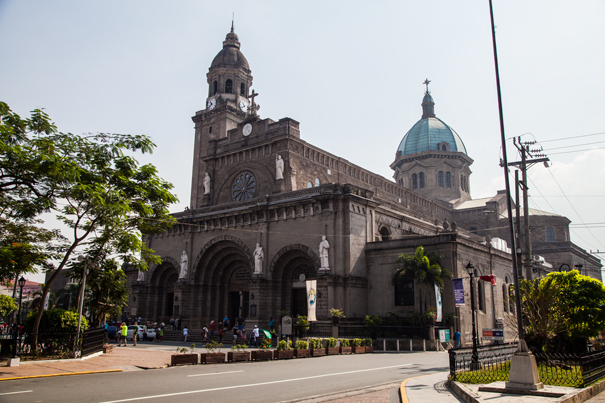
[
  {"x1": 339, "y1": 326, "x2": 429, "y2": 339},
  {"x1": 449, "y1": 343, "x2": 605, "y2": 387},
  {"x1": 81, "y1": 328, "x2": 106, "y2": 357}
]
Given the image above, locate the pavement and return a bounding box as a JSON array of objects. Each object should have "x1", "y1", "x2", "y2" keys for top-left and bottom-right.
[{"x1": 2, "y1": 344, "x2": 605, "y2": 403}]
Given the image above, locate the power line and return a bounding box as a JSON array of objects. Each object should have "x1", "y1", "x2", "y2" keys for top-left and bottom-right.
[
  {"x1": 543, "y1": 140, "x2": 605, "y2": 151},
  {"x1": 548, "y1": 147, "x2": 605, "y2": 156},
  {"x1": 539, "y1": 131, "x2": 605, "y2": 143}
]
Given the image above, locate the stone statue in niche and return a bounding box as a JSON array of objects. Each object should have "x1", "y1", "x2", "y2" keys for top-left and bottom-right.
[
  {"x1": 253, "y1": 243, "x2": 264, "y2": 274},
  {"x1": 137, "y1": 269, "x2": 145, "y2": 282},
  {"x1": 203, "y1": 172, "x2": 211, "y2": 195},
  {"x1": 275, "y1": 155, "x2": 284, "y2": 180},
  {"x1": 319, "y1": 236, "x2": 330, "y2": 271},
  {"x1": 179, "y1": 250, "x2": 188, "y2": 279}
]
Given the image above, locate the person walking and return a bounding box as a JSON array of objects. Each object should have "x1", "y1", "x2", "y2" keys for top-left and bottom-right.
[
  {"x1": 253, "y1": 325, "x2": 259, "y2": 347},
  {"x1": 201, "y1": 324, "x2": 209, "y2": 345},
  {"x1": 218, "y1": 326, "x2": 223, "y2": 344},
  {"x1": 133, "y1": 325, "x2": 138, "y2": 346},
  {"x1": 237, "y1": 316, "x2": 244, "y2": 331},
  {"x1": 119, "y1": 323, "x2": 128, "y2": 347},
  {"x1": 223, "y1": 315, "x2": 229, "y2": 330},
  {"x1": 454, "y1": 330, "x2": 461, "y2": 348},
  {"x1": 209, "y1": 321, "x2": 216, "y2": 338},
  {"x1": 183, "y1": 326, "x2": 189, "y2": 342},
  {"x1": 269, "y1": 317, "x2": 274, "y2": 331}
]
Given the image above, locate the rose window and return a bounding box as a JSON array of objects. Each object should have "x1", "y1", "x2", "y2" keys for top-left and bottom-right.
[{"x1": 232, "y1": 172, "x2": 256, "y2": 201}]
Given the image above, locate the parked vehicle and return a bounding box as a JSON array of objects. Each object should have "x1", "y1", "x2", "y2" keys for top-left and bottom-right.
[{"x1": 137, "y1": 325, "x2": 156, "y2": 340}]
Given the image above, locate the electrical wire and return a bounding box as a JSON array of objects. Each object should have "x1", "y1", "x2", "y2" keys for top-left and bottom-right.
[{"x1": 539, "y1": 131, "x2": 605, "y2": 143}]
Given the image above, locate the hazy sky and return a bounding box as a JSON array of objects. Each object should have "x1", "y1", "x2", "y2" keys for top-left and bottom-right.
[{"x1": 1, "y1": 0, "x2": 604, "y2": 283}]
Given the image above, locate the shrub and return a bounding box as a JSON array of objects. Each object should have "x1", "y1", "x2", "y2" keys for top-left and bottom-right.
[
  {"x1": 205, "y1": 340, "x2": 222, "y2": 353},
  {"x1": 364, "y1": 315, "x2": 383, "y2": 327},
  {"x1": 327, "y1": 337, "x2": 337, "y2": 348},
  {"x1": 363, "y1": 338, "x2": 372, "y2": 347},
  {"x1": 277, "y1": 340, "x2": 292, "y2": 351},
  {"x1": 352, "y1": 338, "x2": 363, "y2": 347},
  {"x1": 25, "y1": 308, "x2": 88, "y2": 332},
  {"x1": 295, "y1": 340, "x2": 308, "y2": 350},
  {"x1": 296, "y1": 315, "x2": 310, "y2": 330},
  {"x1": 340, "y1": 338, "x2": 350, "y2": 347},
  {"x1": 309, "y1": 338, "x2": 323, "y2": 349},
  {"x1": 329, "y1": 308, "x2": 346, "y2": 318}
]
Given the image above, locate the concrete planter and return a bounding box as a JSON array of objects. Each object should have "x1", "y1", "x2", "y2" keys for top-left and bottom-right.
[
  {"x1": 295, "y1": 349, "x2": 310, "y2": 358},
  {"x1": 103, "y1": 345, "x2": 114, "y2": 354},
  {"x1": 352, "y1": 346, "x2": 366, "y2": 354},
  {"x1": 274, "y1": 349, "x2": 294, "y2": 360},
  {"x1": 200, "y1": 353, "x2": 225, "y2": 364},
  {"x1": 311, "y1": 348, "x2": 326, "y2": 357},
  {"x1": 326, "y1": 347, "x2": 340, "y2": 355},
  {"x1": 227, "y1": 351, "x2": 250, "y2": 362},
  {"x1": 251, "y1": 350, "x2": 273, "y2": 361},
  {"x1": 171, "y1": 353, "x2": 198, "y2": 366},
  {"x1": 340, "y1": 347, "x2": 352, "y2": 354}
]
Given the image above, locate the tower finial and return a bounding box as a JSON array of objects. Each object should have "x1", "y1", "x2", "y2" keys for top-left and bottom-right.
[
  {"x1": 231, "y1": 13, "x2": 234, "y2": 32},
  {"x1": 423, "y1": 78, "x2": 431, "y2": 94}
]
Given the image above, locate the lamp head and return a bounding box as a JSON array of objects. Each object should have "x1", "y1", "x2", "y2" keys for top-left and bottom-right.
[
  {"x1": 18, "y1": 276, "x2": 26, "y2": 288},
  {"x1": 466, "y1": 262, "x2": 474, "y2": 275}
]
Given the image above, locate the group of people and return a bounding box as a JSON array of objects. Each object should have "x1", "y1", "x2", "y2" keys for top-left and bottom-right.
[{"x1": 181, "y1": 316, "x2": 274, "y2": 347}]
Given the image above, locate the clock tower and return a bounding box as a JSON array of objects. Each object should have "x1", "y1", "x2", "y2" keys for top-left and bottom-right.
[{"x1": 190, "y1": 25, "x2": 255, "y2": 209}]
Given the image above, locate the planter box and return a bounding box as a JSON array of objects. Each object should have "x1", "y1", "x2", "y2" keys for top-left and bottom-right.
[
  {"x1": 171, "y1": 353, "x2": 199, "y2": 366},
  {"x1": 311, "y1": 348, "x2": 326, "y2": 357},
  {"x1": 365, "y1": 346, "x2": 374, "y2": 353},
  {"x1": 103, "y1": 345, "x2": 113, "y2": 354},
  {"x1": 295, "y1": 349, "x2": 310, "y2": 358},
  {"x1": 274, "y1": 349, "x2": 294, "y2": 360},
  {"x1": 326, "y1": 347, "x2": 340, "y2": 355},
  {"x1": 251, "y1": 350, "x2": 273, "y2": 361},
  {"x1": 227, "y1": 351, "x2": 250, "y2": 362},
  {"x1": 200, "y1": 353, "x2": 225, "y2": 364},
  {"x1": 352, "y1": 346, "x2": 366, "y2": 354},
  {"x1": 340, "y1": 347, "x2": 352, "y2": 354}
]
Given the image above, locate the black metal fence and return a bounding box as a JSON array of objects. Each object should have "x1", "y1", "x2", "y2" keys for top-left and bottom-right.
[
  {"x1": 339, "y1": 326, "x2": 429, "y2": 339},
  {"x1": 81, "y1": 328, "x2": 106, "y2": 357},
  {"x1": 449, "y1": 343, "x2": 605, "y2": 387},
  {"x1": 294, "y1": 325, "x2": 332, "y2": 339}
]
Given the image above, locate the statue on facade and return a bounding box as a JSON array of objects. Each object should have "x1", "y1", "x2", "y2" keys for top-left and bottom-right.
[
  {"x1": 319, "y1": 236, "x2": 330, "y2": 271},
  {"x1": 253, "y1": 243, "x2": 264, "y2": 274},
  {"x1": 137, "y1": 269, "x2": 145, "y2": 282},
  {"x1": 179, "y1": 250, "x2": 188, "y2": 279},
  {"x1": 203, "y1": 172, "x2": 211, "y2": 195},
  {"x1": 275, "y1": 155, "x2": 284, "y2": 180}
]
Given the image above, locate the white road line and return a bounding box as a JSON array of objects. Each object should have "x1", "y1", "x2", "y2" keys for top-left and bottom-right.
[
  {"x1": 98, "y1": 363, "x2": 412, "y2": 403},
  {"x1": 187, "y1": 370, "x2": 243, "y2": 377},
  {"x1": 0, "y1": 390, "x2": 33, "y2": 396}
]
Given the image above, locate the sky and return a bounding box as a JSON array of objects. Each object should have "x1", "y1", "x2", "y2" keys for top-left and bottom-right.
[{"x1": 1, "y1": 0, "x2": 604, "y2": 284}]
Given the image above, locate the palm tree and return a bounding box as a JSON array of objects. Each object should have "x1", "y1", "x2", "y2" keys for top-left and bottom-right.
[{"x1": 392, "y1": 246, "x2": 452, "y2": 314}]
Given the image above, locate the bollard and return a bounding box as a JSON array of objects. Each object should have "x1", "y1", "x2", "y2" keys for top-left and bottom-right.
[
  {"x1": 397, "y1": 339, "x2": 400, "y2": 352},
  {"x1": 383, "y1": 339, "x2": 386, "y2": 351},
  {"x1": 423, "y1": 339, "x2": 426, "y2": 352},
  {"x1": 409, "y1": 339, "x2": 412, "y2": 352}
]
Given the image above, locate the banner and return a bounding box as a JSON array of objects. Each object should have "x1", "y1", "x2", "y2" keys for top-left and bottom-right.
[
  {"x1": 434, "y1": 283, "x2": 442, "y2": 322},
  {"x1": 306, "y1": 280, "x2": 317, "y2": 321},
  {"x1": 453, "y1": 278, "x2": 465, "y2": 307}
]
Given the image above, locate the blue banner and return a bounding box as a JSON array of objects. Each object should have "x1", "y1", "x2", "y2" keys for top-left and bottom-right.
[{"x1": 453, "y1": 278, "x2": 465, "y2": 307}]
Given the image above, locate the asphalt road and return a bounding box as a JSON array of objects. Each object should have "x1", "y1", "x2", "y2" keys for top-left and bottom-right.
[{"x1": 0, "y1": 351, "x2": 449, "y2": 403}]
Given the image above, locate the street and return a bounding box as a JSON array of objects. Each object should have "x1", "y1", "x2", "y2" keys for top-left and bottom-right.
[{"x1": 0, "y1": 350, "x2": 448, "y2": 403}]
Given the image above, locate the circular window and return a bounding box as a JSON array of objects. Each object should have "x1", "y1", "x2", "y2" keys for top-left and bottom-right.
[{"x1": 232, "y1": 172, "x2": 256, "y2": 201}]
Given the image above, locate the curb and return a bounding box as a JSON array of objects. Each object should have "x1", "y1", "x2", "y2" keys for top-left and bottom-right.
[
  {"x1": 400, "y1": 373, "x2": 436, "y2": 403},
  {"x1": 135, "y1": 365, "x2": 170, "y2": 370},
  {"x1": 0, "y1": 368, "x2": 123, "y2": 382}
]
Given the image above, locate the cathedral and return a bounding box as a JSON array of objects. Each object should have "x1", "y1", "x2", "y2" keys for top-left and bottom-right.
[{"x1": 125, "y1": 28, "x2": 600, "y2": 343}]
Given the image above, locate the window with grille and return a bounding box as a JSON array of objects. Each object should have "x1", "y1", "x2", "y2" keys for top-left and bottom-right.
[{"x1": 395, "y1": 279, "x2": 415, "y2": 306}]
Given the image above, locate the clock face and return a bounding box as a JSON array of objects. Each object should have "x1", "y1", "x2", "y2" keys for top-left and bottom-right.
[
  {"x1": 243, "y1": 123, "x2": 252, "y2": 137},
  {"x1": 207, "y1": 98, "x2": 216, "y2": 110},
  {"x1": 239, "y1": 99, "x2": 248, "y2": 113}
]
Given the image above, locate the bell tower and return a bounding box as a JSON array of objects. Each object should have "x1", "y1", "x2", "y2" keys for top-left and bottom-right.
[{"x1": 190, "y1": 26, "x2": 255, "y2": 209}]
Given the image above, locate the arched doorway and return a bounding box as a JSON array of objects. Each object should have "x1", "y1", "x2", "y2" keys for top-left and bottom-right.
[
  {"x1": 227, "y1": 265, "x2": 251, "y2": 322},
  {"x1": 150, "y1": 262, "x2": 179, "y2": 321},
  {"x1": 290, "y1": 264, "x2": 316, "y2": 317}
]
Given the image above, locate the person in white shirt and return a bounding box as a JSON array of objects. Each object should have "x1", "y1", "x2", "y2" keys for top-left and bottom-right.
[
  {"x1": 253, "y1": 325, "x2": 260, "y2": 347},
  {"x1": 183, "y1": 326, "x2": 188, "y2": 342}
]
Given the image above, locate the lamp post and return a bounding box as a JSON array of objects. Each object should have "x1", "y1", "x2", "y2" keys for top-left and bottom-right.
[
  {"x1": 10, "y1": 276, "x2": 26, "y2": 365},
  {"x1": 466, "y1": 262, "x2": 480, "y2": 368}
]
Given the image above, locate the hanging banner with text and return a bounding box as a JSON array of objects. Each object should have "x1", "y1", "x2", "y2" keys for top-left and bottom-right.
[
  {"x1": 453, "y1": 278, "x2": 465, "y2": 307},
  {"x1": 306, "y1": 279, "x2": 317, "y2": 321},
  {"x1": 435, "y1": 283, "x2": 443, "y2": 322}
]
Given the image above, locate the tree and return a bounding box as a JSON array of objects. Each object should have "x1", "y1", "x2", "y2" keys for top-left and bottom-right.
[
  {"x1": 0, "y1": 294, "x2": 17, "y2": 319},
  {"x1": 1, "y1": 103, "x2": 178, "y2": 342},
  {"x1": 392, "y1": 246, "x2": 452, "y2": 313},
  {"x1": 83, "y1": 260, "x2": 128, "y2": 326}
]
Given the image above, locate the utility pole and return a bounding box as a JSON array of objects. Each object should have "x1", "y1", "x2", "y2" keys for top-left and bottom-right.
[{"x1": 506, "y1": 138, "x2": 550, "y2": 281}]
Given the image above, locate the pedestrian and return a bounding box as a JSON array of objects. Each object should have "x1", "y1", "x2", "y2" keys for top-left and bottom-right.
[
  {"x1": 201, "y1": 324, "x2": 209, "y2": 344},
  {"x1": 232, "y1": 325, "x2": 238, "y2": 343},
  {"x1": 269, "y1": 317, "x2": 274, "y2": 331},
  {"x1": 454, "y1": 330, "x2": 461, "y2": 348},
  {"x1": 159, "y1": 326, "x2": 164, "y2": 342},
  {"x1": 218, "y1": 326, "x2": 223, "y2": 344},
  {"x1": 143, "y1": 323, "x2": 148, "y2": 341},
  {"x1": 133, "y1": 327, "x2": 138, "y2": 346},
  {"x1": 170, "y1": 318, "x2": 175, "y2": 331},
  {"x1": 241, "y1": 326, "x2": 246, "y2": 342},
  {"x1": 237, "y1": 315, "x2": 244, "y2": 331},
  {"x1": 119, "y1": 322, "x2": 128, "y2": 347},
  {"x1": 223, "y1": 315, "x2": 229, "y2": 329},
  {"x1": 253, "y1": 325, "x2": 259, "y2": 347},
  {"x1": 209, "y1": 321, "x2": 216, "y2": 338},
  {"x1": 183, "y1": 326, "x2": 189, "y2": 342}
]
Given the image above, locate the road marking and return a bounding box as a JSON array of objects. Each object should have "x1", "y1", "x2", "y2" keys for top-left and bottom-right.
[
  {"x1": 187, "y1": 370, "x2": 243, "y2": 377},
  {"x1": 99, "y1": 363, "x2": 412, "y2": 403},
  {"x1": 0, "y1": 390, "x2": 33, "y2": 396},
  {"x1": 400, "y1": 373, "x2": 435, "y2": 403}
]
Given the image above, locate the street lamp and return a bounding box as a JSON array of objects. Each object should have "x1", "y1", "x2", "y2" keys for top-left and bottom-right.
[
  {"x1": 466, "y1": 262, "x2": 480, "y2": 369},
  {"x1": 10, "y1": 276, "x2": 26, "y2": 364}
]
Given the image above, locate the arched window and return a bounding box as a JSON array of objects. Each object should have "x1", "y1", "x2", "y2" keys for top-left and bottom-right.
[
  {"x1": 461, "y1": 174, "x2": 465, "y2": 191},
  {"x1": 225, "y1": 79, "x2": 233, "y2": 94},
  {"x1": 470, "y1": 227, "x2": 478, "y2": 235},
  {"x1": 380, "y1": 226, "x2": 391, "y2": 241},
  {"x1": 546, "y1": 227, "x2": 555, "y2": 242},
  {"x1": 446, "y1": 172, "x2": 452, "y2": 188},
  {"x1": 315, "y1": 178, "x2": 320, "y2": 187},
  {"x1": 213, "y1": 81, "x2": 218, "y2": 95},
  {"x1": 442, "y1": 144, "x2": 447, "y2": 151},
  {"x1": 240, "y1": 83, "x2": 245, "y2": 96},
  {"x1": 438, "y1": 171, "x2": 444, "y2": 187},
  {"x1": 476, "y1": 271, "x2": 485, "y2": 312},
  {"x1": 412, "y1": 174, "x2": 418, "y2": 189},
  {"x1": 419, "y1": 172, "x2": 425, "y2": 188},
  {"x1": 307, "y1": 182, "x2": 313, "y2": 188}
]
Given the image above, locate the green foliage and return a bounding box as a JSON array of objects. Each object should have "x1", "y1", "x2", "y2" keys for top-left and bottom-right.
[
  {"x1": 24, "y1": 308, "x2": 88, "y2": 332},
  {"x1": 329, "y1": 308, "x2": 346, "y2": 318},
  {"x1": 0, "y1": 294, "x2": 17, "y2": 318},
  {"x1": 82, "y1": 259, "x2": 129, "y2": 326},
  {"x1": 339, "y1": 338, "x2": 350, "y2": 347},
  {"x1": 177, "y1": 347, "x2": 189, "y2": 354},
  {"x1": 352, "y1": 338, "x2": 363, "y2": 347},
  {"x1": 393, "y1": 246, "x2": 451, "y2": 313},
  {"x1": 364, "y1": 314, "x2": 383, "y2": 327},
  {"x1": 259, "y1": 337, "x2": 272, "y2": 350},
  {"x1": 205, "y1": 340, "x2": 222, "y2": 353},
  {"x1": 295, "y1": 340, "x2": 308, "y2": 350},
  {"x1": 190, "y1": 343, "x2": 195, "y2": 353},
  {"x1": 279, "y1": 310, "x2": 290, "y2": 318},
  {"x1": 296, "y1": 315, "x2": 310, "y2": 330},
  {"x1": 231, "y1": 343, "x2": 248, "y2": 351},
  {"x1": 327, "y1": 337, "x2": 337, "y2": 348},
  {"x1": 309, "y1": 338, "x2": 323, "y2": 349},
  {"x1": 277, "y1": 340, "x2": 292, "y2": 351},
  {"x1": 363, "y1": 338, "x2": 373, "y2": 347}
]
